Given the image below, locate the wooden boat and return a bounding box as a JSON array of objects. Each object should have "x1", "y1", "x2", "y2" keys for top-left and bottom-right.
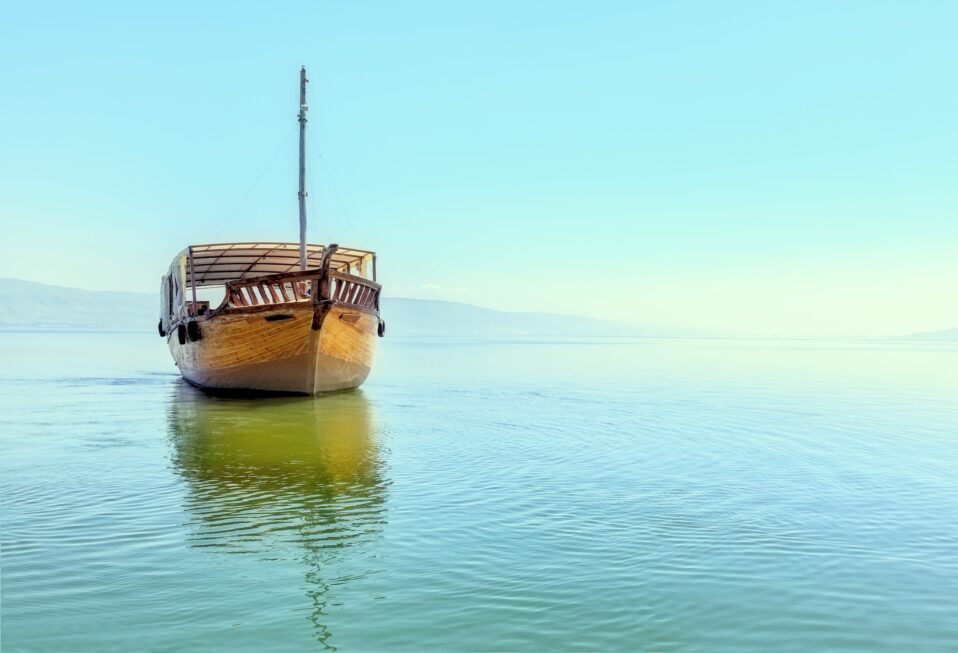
[{"x1": 158, "y1": 69, "x2": 384, "y2": 394}]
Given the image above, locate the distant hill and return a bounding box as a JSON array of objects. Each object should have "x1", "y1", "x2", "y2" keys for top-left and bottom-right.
[
  {"x1": 0, "y1": 278, "x2": 680, "y2": 337},
  {"x1": 904, "y1": 326, "x2": 958, "y2": 341},
  {"x1": 378, "y1": 297, "x2": 678, "y2": 337},
  {"x1": 0, "y1": 278, "x2": 156, "y2": 331}
]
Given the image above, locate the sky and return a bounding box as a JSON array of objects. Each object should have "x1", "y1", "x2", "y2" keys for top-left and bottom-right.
[{"x1": 1, "y1": 1, "x2": 956, "y2": 337}]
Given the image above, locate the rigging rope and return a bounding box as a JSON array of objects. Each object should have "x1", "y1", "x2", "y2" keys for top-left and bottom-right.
[
  {"x1": 307, "y1": 130, "x2": 362, "y2": 245},
  {"x1": 212, "y1": 124, "x2": 297, "y2": 240}
]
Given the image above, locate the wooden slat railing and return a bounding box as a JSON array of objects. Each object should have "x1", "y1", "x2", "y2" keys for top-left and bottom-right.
[
  {"x1": 225, "y1": 268, "x2": 380, "y2": 311},
  {"x1": 226, "y1": 270, "x2": 318, "y2": 308},
  {"x1": 329, "y1": 271, "x2": 381, "y2": 310}
]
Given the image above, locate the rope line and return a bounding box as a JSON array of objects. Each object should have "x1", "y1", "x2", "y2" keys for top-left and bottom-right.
[
  {"x1": 307, "y1": 131, "x2": 361, "y2": 244},
  {"x1": 213, "y1": 124, "x2": 296, "y2": 240}
]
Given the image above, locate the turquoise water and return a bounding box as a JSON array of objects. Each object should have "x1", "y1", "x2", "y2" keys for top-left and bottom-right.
[{"x1": 2, "y1": 332, "x2": 957, "y2": 652}]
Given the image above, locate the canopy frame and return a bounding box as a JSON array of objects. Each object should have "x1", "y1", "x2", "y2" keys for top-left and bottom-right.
[{"x1": 174, "y1": 242, "x2": 376, "y2": 288}]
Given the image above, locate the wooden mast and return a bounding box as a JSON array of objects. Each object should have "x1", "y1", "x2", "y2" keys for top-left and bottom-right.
[{"x1": 298, "y1": 66, "x2": 308, "y2": 270}]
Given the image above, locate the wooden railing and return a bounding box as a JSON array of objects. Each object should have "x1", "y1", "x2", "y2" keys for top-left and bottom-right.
[
  {"x1": 329, "y1": 271, "x2": 381, "y2": 310},
  {"x1": 224, "y1": 269, "x2": 380, "y2": 311},
  {"x1": 226, "y1": 270, "x2": 317, "y2": 308}
]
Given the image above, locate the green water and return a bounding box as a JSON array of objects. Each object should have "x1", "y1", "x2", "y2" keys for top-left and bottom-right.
[{"x1": 2, "y1": 332, "x2": 957, "y2": 652}]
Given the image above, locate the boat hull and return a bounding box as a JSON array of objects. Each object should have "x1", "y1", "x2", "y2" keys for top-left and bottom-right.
[{"x1": 168, "y1": 303, "x2": 378, "y2": 394}]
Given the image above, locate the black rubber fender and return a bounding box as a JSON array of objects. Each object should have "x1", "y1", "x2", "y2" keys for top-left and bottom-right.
[
  {"x1": 158, "y1": 320, "x2": 166, "y2": 337},
  {"x1": 187, "y1": 320, "x2": 202, "y2": 342},
  {"x1": 377, "y1": 319, "x2": 386, "y2": 338},
  {"x1": 177, "y1": 324, "x2": 187, "y2": 345}
]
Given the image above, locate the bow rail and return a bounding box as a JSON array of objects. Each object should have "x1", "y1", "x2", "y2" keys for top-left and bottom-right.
[{"x1": 224, "y1": 269, "x2": 380, "y2": 312}]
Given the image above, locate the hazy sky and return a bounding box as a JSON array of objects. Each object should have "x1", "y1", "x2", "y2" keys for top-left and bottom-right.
[{"x1": 1, "y1": 1, "x2": 955, "y2": 336}]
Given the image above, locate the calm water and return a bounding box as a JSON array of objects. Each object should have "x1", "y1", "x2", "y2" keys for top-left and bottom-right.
[{"x1": 2, "y1": 332, "x2": 957, "y2": 652}]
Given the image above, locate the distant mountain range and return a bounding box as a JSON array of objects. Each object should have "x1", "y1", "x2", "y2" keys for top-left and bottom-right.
[
  {"x1": 0, "y1": 278, "x2": 156, "y2": 331},
  {"x1": 5, "y1": 278, "x2": 953, "y2": 339},
  {"x1": 903, "y1": 326, "x2": 958, "y2": 341},
  {"x1": 377, "y1": 297, "x2": 686, "y2": 337},
  {"x1": 0, "y1": 278, "x2": 681, "y2": 337}
]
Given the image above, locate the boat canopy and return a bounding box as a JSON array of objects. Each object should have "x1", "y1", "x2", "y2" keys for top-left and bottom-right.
[
  {"x1": 172, "y1": 242, "x2": 376, "y2": 287},
  {"x1": 159, "y1": 242, "x2": 376, "y2": 333}
]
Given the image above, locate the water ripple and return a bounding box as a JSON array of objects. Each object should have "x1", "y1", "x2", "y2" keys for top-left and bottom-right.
[{"x1": 2, "y1": 334, "x2": 958, "y2": 651}]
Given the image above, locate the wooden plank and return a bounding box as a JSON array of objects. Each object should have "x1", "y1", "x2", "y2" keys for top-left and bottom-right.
[
  {"x1": 329, "y1": 270, "x2": 382, "y2": 291},
  {"x1": 191, "y1": 265, "x2": 377, "y2": 289},
  {"x1": 347, "y1": 283, "x2": 362, "y2": 304},
  {"x1": 257, "y1": 284, "x2": 272, "y2": 304},
  {"x1": 223, "y1": 301, "x2": 379, "y2": 317},
  {"x1": 266, "y1": 283, "x2": 281, "y2": 303},
  {"x1": 355, "y1": 286, "x2": 369, "y2": 307}
]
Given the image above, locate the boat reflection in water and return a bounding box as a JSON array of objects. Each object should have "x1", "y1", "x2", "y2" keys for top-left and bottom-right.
[{"x1": 167, "y1": 384, "x2": 386, "y2": 648}]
